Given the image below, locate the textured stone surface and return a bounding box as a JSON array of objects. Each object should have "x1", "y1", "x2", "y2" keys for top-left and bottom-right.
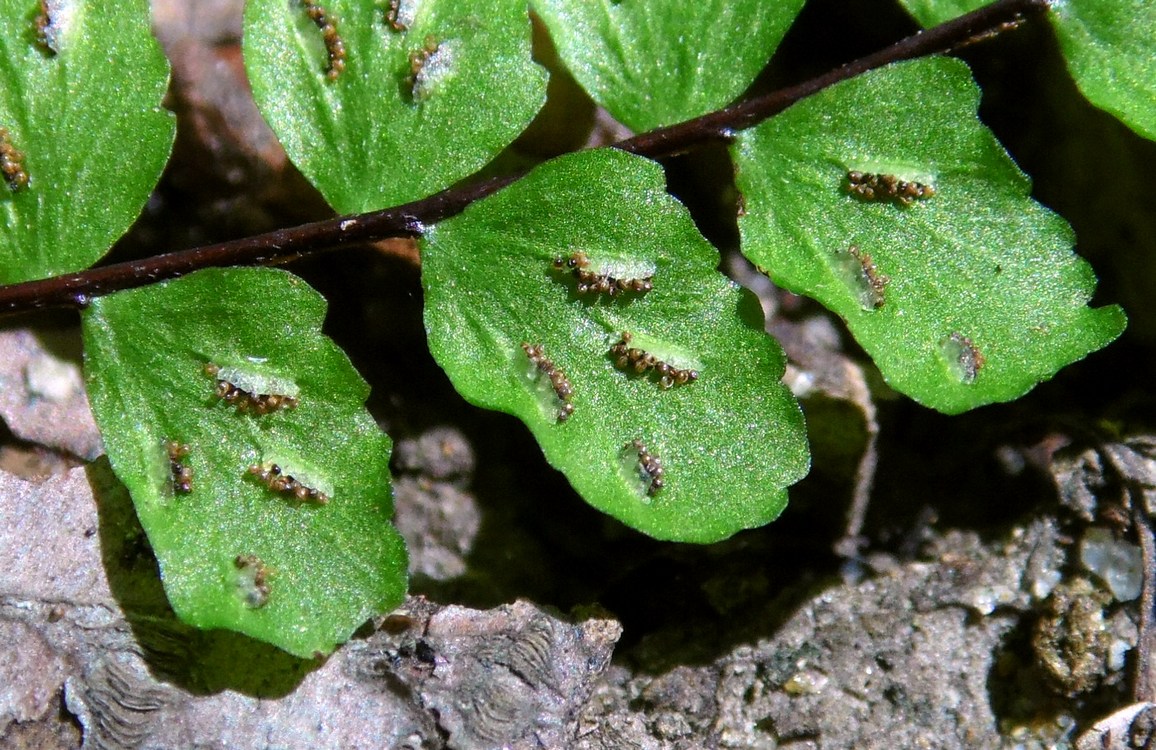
[
  {"x1": 573, "y1": 519, "x2": 1135, "y2": 750},
  {"x1": 0, "y1": 328, "x2": 102, "y2": 461},
  {"x1": 0, "y1": 464, "x2": 621, "y2": 749}
]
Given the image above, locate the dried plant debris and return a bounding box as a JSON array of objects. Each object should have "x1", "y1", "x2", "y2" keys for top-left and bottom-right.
[
  {"x1": 392, "y1": 425, "x2": 476, "y2": 483},
  {"x1": 64, "y1": 654, "x2": 185, "y2": 750},
  {"x1": 1080, "y1": 526, "x2": 1143, "y2": 602},
  {"x1": 1051, "y1": 434, "x2": 1156, "y2": 522},
  {"x1": 390, "y1": 424, "x2": 481, "y2": 582},
  {"x1": 1032, "y1": 577, "x2": 1117, "y2": 697},
  {"x1": 764, "y1": 313, "x2": 883, "y2": 560},
  {"x1": 392, "y1": 476, "x2": 481, "y2": 582},
  {"x1": 1, "y1": 460, "x2": 1141, "y2": 747},
  {"x1": 577, "y1": 520, "x2": 1116, "y2": 750},
  {"x1": 0, "y1": 469, "x2": 613, "y2": 748},
  {"x1": 1076, "y1": 702, "x2": 1156, "y2": 750}
]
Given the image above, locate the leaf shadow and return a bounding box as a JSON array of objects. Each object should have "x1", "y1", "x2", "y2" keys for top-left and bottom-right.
[{"x1": 87, "y1": 458, "x2": 319, "y2": 698}]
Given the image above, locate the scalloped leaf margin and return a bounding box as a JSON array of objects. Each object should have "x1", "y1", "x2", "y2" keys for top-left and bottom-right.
[
  {"x1": 732, "y1": 57, "x2": 1125, "y2": 414},
  {"x1": 421, "y1": 147, "x2": 810, "y2": 543},
  {"x1": 0, "y1": 0, "x2": 175, "y2": 284},
  {"x1": 898, "y1": 0, "x2": 1156, "y2": 142},
  {"x1": 82, "y1": 267, "x2": 407, "y2": 658},
  {"x1": 243, "y1": 0, "x2": 548, "y2": 213},
  {"x1": 532, "y1": 0, "x2": 806, "y2": 132}
]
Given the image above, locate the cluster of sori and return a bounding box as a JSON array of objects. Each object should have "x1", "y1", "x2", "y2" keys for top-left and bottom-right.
[
  {"x1": 385, "y1": 0, "x2": 407, "y2": 31},
  {"x1": 204, "y1": 363, "x2": 299, "y2": 415},
  {"x1": 33, "y1": 0, "x2": 57, "y2": 55},
  {"x1": 200, "y1": 363, "x2": 328, "y2": 506},
  {"x1": 847, "y1": 244, "x2": 889, "y2": 308},
  {"x1": 629, "y1": 439, "x2": 665, "y2": 497},
  {"x1": 166, "y1": 441, "x2": 193, "y2": 494},
  {"x1": 847, "y1": 171, "x2": 936, "y2": 205},
  {"x1": 247, "y1": 463, "x2": 330, "y2": 505},
  {"x1": 552, "y1": 252, "x2": 653, "y2": 297},
  {"x1": 609, "y1": 332, "x2": 698, "y2": 389},
  {"x1": 301, "y1": 0, "x2": 346, "y2": 81},
  {"x1": 234, "y1": 554, "x2": 271, "y2": 608},
  {"x1": 522, "y1": 343, "x2": 575, "y2": 422},
  {"x1": 533, "y1": 253, "x2": 679, "y2": 495},
  {"x1": 0, "y1": 128, "x2": 28, "y2": 192}
]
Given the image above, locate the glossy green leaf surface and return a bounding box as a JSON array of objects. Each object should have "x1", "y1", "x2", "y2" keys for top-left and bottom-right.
[
  {"x1": 733, "y1": 57, "x2": 1125, "y2": 414},
  {"x1": 83, "y1": 268, "x2": 407, "y2": 658},
  {"x1": 533, "y1": 0, "x2": 805, "y2": 132},
  {"x1": 899, "y1": 0, "x2": 1156, "y2": 141},
  {"x1": 1049, "y1": 0, "x2": 1156, "y2": 141},
  {"x1": 0, "y1": 0, "x2": 174, "y2": 284},
  {"x1": 898, "y1": 0, "x2": 980, "y2": 24},
  {"x1": 422, "y1": 148, "x2": 809, "y2": 543},
  {"x1": 243, "y1": 0, "x2": 547, "y2": 213}
]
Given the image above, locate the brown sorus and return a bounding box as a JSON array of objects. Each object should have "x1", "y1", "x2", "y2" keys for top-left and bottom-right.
[
  {"x1": 522, "y1": 342, "x2": 575, "y2": 422},
  {"x1": 630, "y1": 439, "x2": 665, "y2": 497},
  {"x1": 247, "y1": 463, "x2": 330, "y2": 505},
  {"x1": 302, "y1": 0, "x2": 346, "y2": 81},
  {"x1": 847, "y1": 170, "x2": 935, "y2": 206},
  {"x1": 609, "y1": 332, "x2": 698, "y2": 389}
]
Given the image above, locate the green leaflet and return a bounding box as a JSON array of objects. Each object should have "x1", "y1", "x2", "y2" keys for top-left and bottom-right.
[
  {"x1": 422, "y1": 148, "x2": 810, "y2": 543},
  {"x1": 0, "y1": 0, "x2": 174, "y2": 283},
  {"x1": 243, "y1": 0, "x2": 547, "y2": 213},
  {"x1": 83, "y1": 267, "x2": 407, "y2": 658},
  {"x1": 898, "y1": 0, "x2": 1156, "y2": 142},
  {"x1": 533, "y1": 0, "x2": 805, "y2": 132},
  {"x1": 1049, "y1": 0, "x2": 1156, "y2": 141},
  {"x1": 733, "y1": 57, "x2": 1125, "y2": 414}
]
